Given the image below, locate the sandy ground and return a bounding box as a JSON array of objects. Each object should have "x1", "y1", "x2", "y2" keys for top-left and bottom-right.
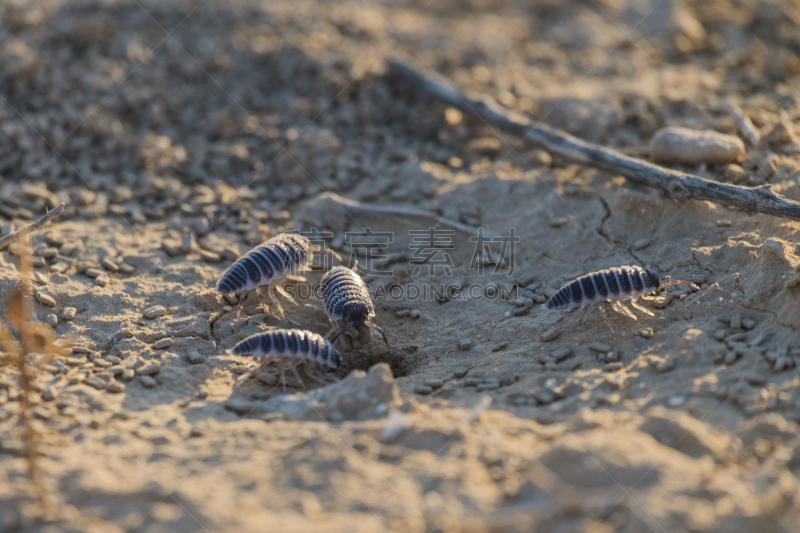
[{"x1": 1, "y1": 0, "x2": 800, "y2": 531}]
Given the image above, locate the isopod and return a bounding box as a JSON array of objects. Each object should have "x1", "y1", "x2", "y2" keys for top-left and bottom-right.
[
  {"x1": 216, "y1": 233, "x2": 339, "y2": 318},
  {"x1": 545, "y1": 265, "x2": 698, "y2": 321},
  {"x1": 228, "y1": 329, "x2": 342, "y2": 390},
  {"x1": 320, "y1": 266, "x2": 388, "y2": 347}
]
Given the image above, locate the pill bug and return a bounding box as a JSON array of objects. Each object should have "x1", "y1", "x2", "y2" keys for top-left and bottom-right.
[
  {"x1": 320, "y1": 266, "x2": 388, "y2": 347},
  {"x1": 229, "y1": 329, "x2": 342, "y2": 390},
  {"x1": 216, "y1": 233, "x2": 339, "y2": 318},
  {"x1": 545, "y1": 265, "x2": 698, "y2": 320}
]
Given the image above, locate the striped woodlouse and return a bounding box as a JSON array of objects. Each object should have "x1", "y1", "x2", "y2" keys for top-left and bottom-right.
[
  {"x1": 545, "y1": 265, "x2": 698, "y2": 321},
  {"x1": 216, "y1": 233, "x2": 340, "y2": 318},
  {"x1": 229, "y1": 329, "x2": 342, "y2": 390},
  {"x1": 320, "y1": 266, "x2": 388, "y2": 348}
]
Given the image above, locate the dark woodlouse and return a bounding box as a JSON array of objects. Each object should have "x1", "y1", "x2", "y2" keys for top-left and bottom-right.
[
  {"x1": 229, "y1": 329, "x2": 342, "y2": 390},
  {"x1": 320, "y1": 266, "x2": 388, "y2": 347}
]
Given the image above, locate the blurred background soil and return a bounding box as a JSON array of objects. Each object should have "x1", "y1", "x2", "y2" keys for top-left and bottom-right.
[{"x1": 1, "y1": 0, "x2": 800, "y2": 531}]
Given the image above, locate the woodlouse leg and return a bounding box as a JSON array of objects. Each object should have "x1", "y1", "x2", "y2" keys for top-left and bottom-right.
[
  {"x1": 266, "y1": 281, "x2": 286, "y2": 318},
  {"x1": 312, "y1": 245, "x2": 342, "y2": 263},
  {"x1": 256, "y1": 286, "x2": 270, "y2": 316},
  {"x1": 555, "y1": 307, "x2": 579, "y2": 325},
  {"x1": 630, "y1": 298, "x2": 654, "y2": 317},
  {"x1": 236, "y1": 291, "x2": 248, "y2": 318},
  {"x1": 578, "y1": 306, "x2": 589, "y2": 327},
  {"x1": 278, "y1": 359, "x2": 287, "y2": 392},
  {"x1": 307, "y1": 367, "x2": 328, "y2": 385},
  {"x1": 324, "y1": 327, "x2": 338, "y2": 340},
  {"x1": 610, "y1": 300, "x2": 637, "y2": 321},
  {"x1": 275, "y1": 281, "x2": 299, "y2": 307}
]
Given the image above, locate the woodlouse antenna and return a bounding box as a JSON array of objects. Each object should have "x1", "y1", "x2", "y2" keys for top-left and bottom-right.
[
  {"x1": 312, "y1": 245, "x2": 343, "y2": 263},
  {"x1": 329, "y1": 320, "x2": 354, "y2": 344},
  {"x1": 364, "y1": 321, "x2": 389, "y2": 348}
]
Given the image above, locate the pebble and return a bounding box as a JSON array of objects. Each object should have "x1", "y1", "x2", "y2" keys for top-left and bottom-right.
[
  {"x1": 458, "y1": 338, "x2": 472, "y2": 350},
  {"x1": 93, "y1": 359, "x2": 112, "y2": 369},
  {"x1": 589, "y1": 342, "x2": 611, "y2": 353},
  {"x1": 119, "y1": 263, "x2": 135, "y2": 274},
  {"x1": 84, "y1": 377, "x2": 106, "y2": 390},
  {"x1": 730, "y1": 315, "x2": 743, "y2": 330},
  {"x1": 549, "y1": 217, "x2": 569, "y2": 228},
  {"x1": 199, "y1": 249, "x2": 222, "y2": 263},
  {"x1": 224, "y1": 399, "x2": 253, "y2": 414},
  {"x1": 34, "y1": 272, "x2": 48, "y2": 285},
  {"x1": 41, "y1": 388, "x2": 56, "y2": 402},
  {"x1": 153, "y1": 338, "x2": 174, "y2": 349},
  {"x1": 491, "y1": 342, "x2": 508, "y2": 352},
  {"x1": 742, "y1": 318, "x2": 756, "y2": 330},
  {"x1": 187, "y1": 349, "x2": 206, "y2": 364},
  {"x1": 409, "y1": 310, "x2": 421, "y2": 319},
  {"x1": 95, "y1": 275, "x2": 109, "y2": 287},
  {"x1": 534, "y1": 388, "x2": 556, "y2": 405},
  {"x1": 105, "y1": 355, "x2": 121, "y2": 364},
  {"x1": 551, "y1": 347, "x2": 573, "y2": 361},
  {"x1": 85, "y1": 268, "x2": 103, "y2": 278},
  {"x1": 61, "y1": 307, "x2": 77, "y2": 321},
  {"x1": 395, "y1": 309, "x2": 411, "y2": 318},
  {"x1": 714, "y1": 330, "x2": 727, "y2": 341},
  {"x1": 142, "y1": 305, "x2": 166, "y2": 319},
  {"x1": 656, "y1": 359, "x2": 677, "y2": 373},
  {"x1": 100, "y1": 257, "x2": 119, "y2": 272},
  {"x1": 44, "y1": 314, "x2": 58, "y2": 326},
  {"x1": 108, "y1": 365, "x2": 124, "y2": 376},
  {"x1": 34, "y1": 291, "x2": 56, "y2": 307},
  {"x1": 136, "y1": 363, "x2": 160, "y2": 376},
  {"x1": 476, "y1": 382, "x2": 499, "y2": 392},
  {"x1": 414, "y1": 385, "x2": 433, "y2": 395},
  {"x1": 66, "y1": 356, "x2": 84, "y2": 366},
  {"x1": 256, "y1": 371, "x2": 277, "y2": 386},
  {"x1": 631, "y1": 238, "x2": 651, "y2": 251},
  {"x1": 539, "y1": 328, "x2": 560, "y2": 342},
  {"x1": 716, "y1": 220, "x2": 733, "y2": 228},
  {"x1": 649, "y1": 127, "x2": 745, "y2": 165},
  {"x1": 452, "y1": 367, "x2": 469, "y2": 379},
  {"x1": 637, "y1": 328, "x2": 654, "y2": 339},
  {"x1": 423, "y1": 379, "x2": 444, "y2": 389},
  {"x1": 667, "y1": 395, "x2": 686, "y2": 407},
  {"x1": 138, "y1": 375, "x2": 157, "y2": 388},
  {"x1": 106, "y1": 382, "x2": 125, "y2": 393},
  {"x1": 120, "y1": 369, "x2": 135, "y2": 382}
]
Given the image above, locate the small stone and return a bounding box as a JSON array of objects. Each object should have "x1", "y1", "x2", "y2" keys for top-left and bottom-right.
[
  {"x1": 93, "y1": 359, "x2": 112, "y2": 369},
  {"x1": 34, "y1": 272, "x2": 48, "y2": 285},
  {"x1": 34, "y1": 291, "x2": 56, "y2": 307},
  {"x1": 551, "y1": 347, "x2": 572, "y2": 361},
  {"x1": 118, "y1": 263, "x2": 135, "y2": 274},
  {"x1": 650, "y1": 127, "x2": 745, "y2": 165},
  {"x1": 657, "y1": 359, "x2": 677, "y2": 373},
  {"x1": 452, "y1": 367, "x2": 469, "y2": 379},
  {"x1": 120, "y1": 369, "x2": 135, "y2": 382},
  {"x1": 637, "y1": 328, "x2": 654, "y2": 339},
  {"x1": 409, "y1": 309, "x2": 421, "y2": 319},
  {"x1": 256, "y1": 371, "x2": 277, "y2": 386},
  {"x1": 104, "y1": 355, "x2": 121, "y2": 365},
  {"x1": 414, "y1": 385, "x2": 433, "y2": 395},
  {"x1": 41, "y1": 388, "x2": 56, "y2": 402},
  {"x1": 631, "y1": 238, "x2": 651, "y2": 250},
  {"x1": 136, "y1": 363, "x2": 160, "y2": 376},
  {"x1": 84, "y1": 377, "x2": 106, "y2": 390},
  {"x1": 589, "y1": 342, "x2": 611, "y2": 353},
  {"x1": 539, "y1": 328, "x2": 560, "y2": 342},
  {"x1": 549, "y1": 217, "x2": 569, "y2": 228},
  {"x1": 44, "y1": 314, "x2": 58, "y2": 326},
  {"x1": 476, "y1": 382, "x2": 500, "y2": 392},
  {"x1": 491, "y1": 342, "x2": 508, "y2": 352},
  {"x1": 223, "y1": 294, "x2": 239, "y2": 305},
  {"x1": 187, "y1": 350, "x2": 205, "y2": 365},
  {"x1": 534, "y1": 388, "x2": 556, "y2": 405},
  {"x1": 85, "y1": 267, "x2": 103, "y2": 279},
  {"x1": 395, "y1": 309, "x2": 411, "y2": 318},
  {"x1": 108, "y1": 365, "x2": 124, "y2": 376},
  {"x1": 199, "y1": 249, "x2": 222, "y2": 263},
  {"x1": 153, "y1": 338, "x2": 174, "y2": 349},
  {"x1": 716, "y1": 220, "x2": 732, "y2": 228},
  {"x1": 224, "y1": 398, "x2": 253, "y2": 414},
  {"x1": 730, "y1": 315, "x2": 743, "y2": 330},
  {"x1": 742, "y1": 318, "x2": 756, "y2": 330},
  {"x1": 95, "y1": 275, "x2": 109, "y2": 287},
  {"x1": 142, "y1": 305, "x2": 166, "y2": 319},
  {"x1": 61, "y1": 307, "x2": 77, "y2": 321},
  {"x1": 458, "y1": 338, "x2": 472, "y2": 350},
  {"x1": 667, "y1": 395, "x2": 686, "y2": 407},
  {"x1": 196, "y1": 390, "x2": 208, "y2": 400},
  {"x1": 106, "y1": 382, "x2": 125, "y2": 393},
  {"x1": 100, "y1": 257, "x2": 119, "y2": 272},
  {"x1": 68, "y1": 373, "x2": 87, "y2": 384},
  {"x1": 138, "y1": 375, "x2": 157, "y2": 388},
  {"x1": 714, "y1": 330, "x2": 727, "y2": 341}
]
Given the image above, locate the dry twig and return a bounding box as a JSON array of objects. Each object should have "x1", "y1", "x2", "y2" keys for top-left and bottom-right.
[
  {"x1": 0, "y1": 203, "x2": 65, "y2": 250},
  {"x1": 389, "y1": 61, "x2": 800, "y2": 222},
  {"x1": 304, "y1": 192, "x2": 498, "y2": 236}
]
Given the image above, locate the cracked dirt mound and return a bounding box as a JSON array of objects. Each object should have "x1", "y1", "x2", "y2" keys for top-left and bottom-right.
[{"x1": 1, "y1": 0, "x2": 800, "y2": 531}]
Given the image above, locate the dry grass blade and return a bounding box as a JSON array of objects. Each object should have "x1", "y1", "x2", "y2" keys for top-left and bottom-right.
[
  {"x1": 0, "y1": 202, "x2": 65, "y2": 250},
  {"x1": 0, "y1": 239, "x2": 59, "y2": 518}
]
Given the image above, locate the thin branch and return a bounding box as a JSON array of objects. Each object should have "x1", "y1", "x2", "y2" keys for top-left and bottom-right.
[
  {"x1": 0, "y1": 203, "x2": 65, "y2": 250},
  {"x1": 388, "y1": 61, "x2": 800, "y2": 222},
  {"x1": 305, "y1": 192, "x2": 498, "y2": 236}
]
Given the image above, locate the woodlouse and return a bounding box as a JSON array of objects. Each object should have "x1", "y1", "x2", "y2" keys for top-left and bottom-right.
[
  {"x1": 216, "y1": 233, "x2": 339, "y2": 318},
  {"x1": 229, "y1": 329, "x2": 342, "y2": 390},
  {"x1": 545, "y1": 266, "x2": 698, "y2": 321},
  {"x1": 320, "y1": 266, "x2": 388, "y2": 347}
]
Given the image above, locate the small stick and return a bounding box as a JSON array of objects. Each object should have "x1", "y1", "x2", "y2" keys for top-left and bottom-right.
[
  {"x1": 0, "y1": 203, "x2": 65, "y2": 250},
  {"x1": 304, "y1": 192, "x2": 498, "y2": 237},
  {"x1": 726, "y1": 98, "x2": 760, "y2": 147},
  {"x1": 389, "y1": 61, "x2": 800, "y2": 222}
]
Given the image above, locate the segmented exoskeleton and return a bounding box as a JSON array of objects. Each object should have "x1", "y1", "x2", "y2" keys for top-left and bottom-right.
[
  {"x1": 320, "y1": 266, "x2": 388, "y2": 347},
  {"x1": 216, "y1": 233, "x2": 339, "y2": 318},
  {"x1": 546, "y1": 265, "x2": 698, "y2": 321},
  {"x1": 228, "y1": 329, "x2": 342, "y2": 390}
]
